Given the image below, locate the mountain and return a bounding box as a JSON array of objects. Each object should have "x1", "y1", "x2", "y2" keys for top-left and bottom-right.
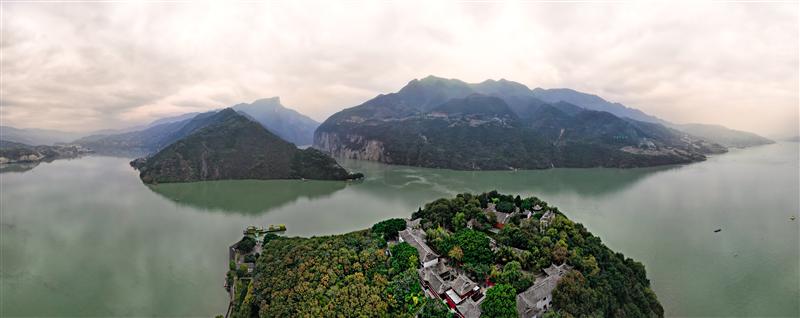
[
  {"x1": 667, "y1": 123, "x2": 774, "y2": 148},
  {"x1": 315, "y1": 76, "x2": 725, "y2": 170},
  {"x1": 530, "y1": 87, "x2": 666, "y2": 124},
  {"x1": 0, "y1": 139, "x2": 92, "y2": 164},
  {"x1": 232, "y1": 97, "x2": 319, "y2": 146},
  {"x1": 75, "y1": 98, "x2": 319, "y2": 156},
  {"x1": 528, "y1": 87, "x2": 773, "y2": 147},
  {"x1": 75, "y1": 111, "x2": 223, "y2": 156},
  {"x1": 130, "y1": 108, "x2": 361, "y2": 184},
  {"x1": 0, "y1": 126, "x2": 86, "y2": 146}
]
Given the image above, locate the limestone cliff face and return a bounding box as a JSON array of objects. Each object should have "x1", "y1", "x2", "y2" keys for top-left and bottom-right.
[{"x1": 314, "y1": 131, "x2": 388, "y2": 163}]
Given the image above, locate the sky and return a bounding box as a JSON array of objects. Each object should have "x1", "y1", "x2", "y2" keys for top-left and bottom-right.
[{"x1": 1, "y1": 1, "x2": 798, "y2": 138}]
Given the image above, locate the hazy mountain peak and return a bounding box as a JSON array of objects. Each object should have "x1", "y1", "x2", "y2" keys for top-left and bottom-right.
[{"x1": 251, "y1": 96, "x2": 282, "y2": 106}]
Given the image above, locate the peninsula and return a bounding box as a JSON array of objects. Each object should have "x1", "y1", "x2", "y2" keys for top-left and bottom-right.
[{"x1": 226, "y1": 192, "x2": 662, "y2": 317}]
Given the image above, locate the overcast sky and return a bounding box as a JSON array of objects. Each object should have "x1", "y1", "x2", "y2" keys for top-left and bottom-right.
[{"x1": 1, "y1": 1, "x2": 797, "y2": 137}]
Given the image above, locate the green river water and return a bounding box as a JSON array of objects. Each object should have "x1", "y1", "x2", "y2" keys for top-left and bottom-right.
[{"x1": 1, "y1": 142, "x2": 798, "y2": 317}]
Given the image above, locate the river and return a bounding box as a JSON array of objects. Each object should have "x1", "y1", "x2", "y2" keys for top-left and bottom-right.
[{"x1": 1, "y1": 142, "x2": 797, "y2": 316}]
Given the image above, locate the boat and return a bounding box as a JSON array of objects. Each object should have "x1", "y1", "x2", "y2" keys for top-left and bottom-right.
[
  {"x1": 791, "y1": 216, "x2": 796, "y2": 221},
  {"x1": 714, "y1": 228, "x2": 721, "y2": 233}
]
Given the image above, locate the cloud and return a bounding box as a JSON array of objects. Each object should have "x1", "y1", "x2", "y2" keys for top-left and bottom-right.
[{"x1": 1, "y1": 1, "x2": 797, "y2": 137}]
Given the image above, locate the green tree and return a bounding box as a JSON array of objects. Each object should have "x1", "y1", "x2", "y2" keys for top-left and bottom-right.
[
  {"x1": 235, "y1": 236, "x2": 256, "y2": 253},
  {"x1": 453, "y1": 212, "x2": 467, "y2": 231},
  {"x1": 481, "y1": 284, "x2": 518, "y2": 318},
  {"x1": 372, "y1": 218, "x2": 407, "y2": 240},
  {"x1": 419, "y1": 299, "x2": 453, "y2": 318},
  {"x1": 390, "y1": 242, "x2": 418, "y2": 273},
  {"x1": 496, "y1": 201, "x2": 515, "y2": 213}
]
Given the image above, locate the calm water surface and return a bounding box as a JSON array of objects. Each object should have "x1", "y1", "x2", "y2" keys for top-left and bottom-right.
[{"x1": 1, "y1": 143, "x2": 798, "y2": 317}]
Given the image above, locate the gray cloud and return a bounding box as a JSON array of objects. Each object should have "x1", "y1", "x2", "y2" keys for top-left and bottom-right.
[{"x1": 1, "y1": 1, "x2": 797, "y2": 137}]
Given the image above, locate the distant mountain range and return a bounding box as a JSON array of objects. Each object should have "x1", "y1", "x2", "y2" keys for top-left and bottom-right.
[
  {"x1": 74, "y1": 97, "x2": 319, "y2": 156},
  {"x1": 130, "y1": 109, "x2": 359, "y2": 183},
  {"x1": 0, "y1": 126, "x2": 87, "y2": 146},
  {"x1": 315, "y1": 76, "x2": 732, "y2": 170}
]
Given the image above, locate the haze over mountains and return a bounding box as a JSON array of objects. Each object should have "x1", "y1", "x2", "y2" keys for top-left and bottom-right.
[
  {"x1": 130, "y1": 109, "x2": 358, "y2": 183},
  {"x1": 315, "y1": 76, "x2": 740, "y2": 170},
  {"x1": 1, "y1": 76, "x2": 774, "y2": 171},
  {"x1": 71, "y1": 98, "x2": 319, "y2": 156}
]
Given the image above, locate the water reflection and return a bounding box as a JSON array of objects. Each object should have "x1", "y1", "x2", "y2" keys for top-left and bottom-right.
[
  {"x1": 147, "y1": 179, "x2": 347, "y2": 214},
  {"x1": 0, "y1": 162, "x2": 40, "y2": 173},
  {"x1": 340, "y1": 158, "x2": 680, "y2": 200}
]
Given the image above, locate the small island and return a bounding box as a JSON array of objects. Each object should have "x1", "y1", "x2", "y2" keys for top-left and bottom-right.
[
  {"x1": 225, "y1": 192, "x2": 662, "y2": 317},
  {"x1": 130, "y1": 108, "x2": 362, "y2": 184}
]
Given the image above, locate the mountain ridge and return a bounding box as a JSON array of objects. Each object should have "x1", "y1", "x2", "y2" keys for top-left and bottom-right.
[
  {"x1": 315, "y1": 76, "x2": 726, "y2": 170},
  {"x1": 75, "y1": 97, "x2": 319, "y2": 156},
  {"x1": 131, "y1": 108, "x2": 360, "y2": 184}
]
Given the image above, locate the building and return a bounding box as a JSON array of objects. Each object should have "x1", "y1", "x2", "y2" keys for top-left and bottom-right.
[
  {"x1": 516, "y1": 263, "x2": 571, "y2": 318},
  {"x1": 444, "y1": 274, "x2": 479, "y2": 308},
  {"x1": 539, "y1": 210, "x2": 556, "y2": 232},
  {"x1": 455, "y1": 296, "x2": 484, "y2": 318},
  {"x1": 418, "y1": 262, "x2": 453, "y2": 297},
  {"x1": 406, "y1": 218, "x2": 421, "y2": 229},
  {"x1": 398, "y1": 228, "x2": 439, "y2": 268}
]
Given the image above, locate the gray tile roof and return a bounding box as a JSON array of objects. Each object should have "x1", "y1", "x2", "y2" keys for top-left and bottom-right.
[
  {"x1": 516, "y1": 263, "x2": 571, "y2": 318},
  {"x1": 419, "y1": 266, "x2": 448, "y2": 295},
  {"x1": 399, "y1": 228, "x2": 439, "y2": 263},
  {"x1": 450, "y1": 274, "x2": 477, "y2": 296},
  {"x1": 456, "y1": 297, "x2": 483, "y2": 318}
]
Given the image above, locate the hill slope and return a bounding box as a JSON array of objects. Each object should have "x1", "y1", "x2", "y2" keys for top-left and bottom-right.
[
  {"x1": 315, "y1": 76, "x2": 725, "y2": 170},
  {"x1": 131, "y1": 109, "x2": 359, "y2": 183},
  {"x1": 529, "y1": 87, "x2": 773, "y2": 147},
  {"x1": 76, "y1": 98, "x2": 319, "y2": 155},
  {"x1": 667, "y1": 123, "x2": 774, "y2": 148}
]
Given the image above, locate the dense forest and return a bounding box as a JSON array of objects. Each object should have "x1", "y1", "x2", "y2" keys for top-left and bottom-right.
[
  {"x1": 230, "y1": 229, "x2": 453, "y2": 318},
  {"x1": 230, "y1": 192, "x2": 662, "y2": 317},
  {"x1": 412, "y1": 191, "x2": 663, "y2": 317}
]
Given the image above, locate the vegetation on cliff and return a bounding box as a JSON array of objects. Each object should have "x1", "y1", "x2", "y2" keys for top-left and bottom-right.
[
  {"x1": 315, "y1": 76, "x2": 727, "y2": 170},
  {"x1": 131, "y1": 108, "x2": 360, "y2": 183},
  {"x1": 230, "y1": 192, "x2": 662, "y2": 317},
  {"x1": 412, "y1": 191, "x2": 664, "y2": 317}
]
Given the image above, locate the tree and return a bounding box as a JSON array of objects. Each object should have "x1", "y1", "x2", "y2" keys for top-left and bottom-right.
[
  {"x1": 237, "y1": 264, "x2": 248, "y2": 277},
  {"x1": 451, "y1": 229, "x2": 493, "y2": 266},
  {"x1": 235, "y1": 236, "x2": 257, "y2": 253},
  {"x1": 552, "y1": 240, "x2": 569, "y2": 264},
  {"x1": 453, "y1": 212, "x2": 467, "y2": 231},
  {"x1": 390, "y1": 242, "x2": 418, "y2": 273},
  {"x1": 497, "y1": 261, "x2": 533, "y2": 293},
  {"x1": 448, "y1": 246, "x2": 464, "y2": 262},
  {"x1": 481, "y1": 284, "x2": 518, "y2": 318},
  {"x1": 388, "y1": 268, "x2": 424, "y2": 314},
  {"x1": 419, "y1": 299, "x2": 453, "y2": 318},
  {"x1": 372, "y1": 218, "x2": 407, "y2": 240},
  {"x1": 496, "y1": 201, "x2": 515, "y2": 213}
]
